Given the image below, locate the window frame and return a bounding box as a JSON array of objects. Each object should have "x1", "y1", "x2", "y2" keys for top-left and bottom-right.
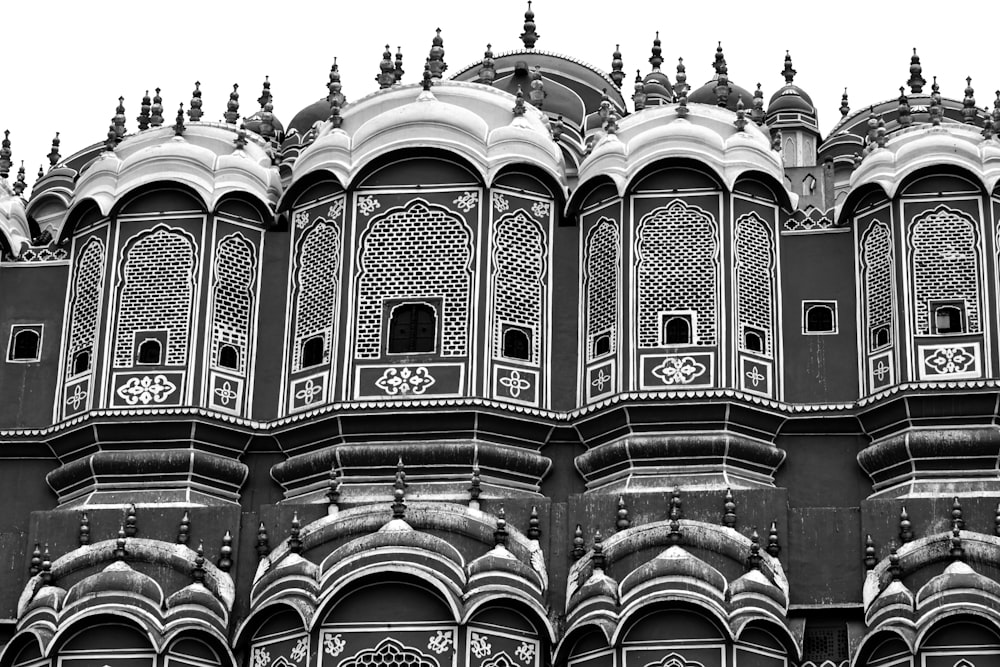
[
  {"x1": 802, "y1": 301, "x2": 838, "y2": 335},
  {"x1": 929, "y1": 300, "x2": 966, "y2": 335},
  {"x1": 660, "y1": 311, "x2": 696, "y2": 347},
  {"x1": 6, "y1": 325, "x2": 43, "y2": 363},
  {"x1": 385, "y1": 300, "x2": 439, "y2": 356},
  {"x1": 500, "y1": 324, "x2": 532, "y2": 361}
]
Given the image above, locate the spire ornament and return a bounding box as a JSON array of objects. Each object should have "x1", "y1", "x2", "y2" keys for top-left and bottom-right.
[
  {"x1": 898, "y1": 87, "x2": 912, "y2": 127},
  {"x1": 217, "y1": 531, "x2": 233, "y2": 572},
  {"x1": 289, "y1": 512, "x2": 302, "y2": 553},
  {"x1": 889, "y1": 546, "x2": 901, "y2": 580},
  {"x1": 751, "y1": 84, "x2": 765, "y2": 125},
  {"x1": 572, "y1": 524, "x2": 585, "y2": 560},
  {"x1": 840, "y1": 88, "x2": 850, "y2": 117},
  {"x1": 747, "y1": 529, "x2": 762, "y2": 570},
  {"x1": 610, "y1": 45, "x2": 624, "y2": 87},
  {"x1": 112, "y1": 96, "x2": 126, "y2": 142},
  {"x1": 178, "y1": 510, "x2": 190, "y2": 544},
  {"x1": 550, "y1": 114, "x2": 564, "y2": 141},
  {"x1": 781, "y1": 51, "x2": 796, "y2": 83},
  {"x1": 963, "y1": 77, "x2": 977, "y2": 124},
  {"x1": 326, "y1": 463, "x2": 342, "y2": 514},
  {"x1": 616, "y1": 496, "x2": 630, "y2": 532},
  {"x1": 734, "y1": 98, "x2": 747, "y2": 131},
  {"x1": 105, "y1": 125, "x2": 117, "y2": 152},
  {"x1": 41, "y1": 546, "x2": 52, "y2": 586},
  {"x1": 766, "y1": 520, "x2": 780, "y2": 557},
  {"x1": 592, "y1": 531, "x2": 605, "y2": 570},
  {"x1": 377, "y1": 45, "x2": 395, "y2": 89},
  {"x1": 723, "y1": 488, "x2": 737, "y2": 529},
  {"x1": 150, "y1": 88, "x2": 163, "y2": 127},
  {"x1": 174, "y1": 103, "x2": 186, "y2": 136},
  {"x1": 427, "y1": 28, "x2": 447, "y2": 81},
  {"x1": 479, "y1": 44, "x2": 496, "y2": 85},
  {"x1": 137, "y1": 90, "x2": 151, "y2": 130},
  {"x1": 648, "y1": 32, "x2": 663, "y2": 71},
  {"x1": 0, "y1": 130, "x2": 11, "y2": 179},
  {"x1": 520, "y1": 1, "x2": 539, "y2": 49},
  {"x1": 394, "y1": 47, "x2": 404, "y2": 84},
  {"x1": 125, "y1": 503, "x2": 137, "y2": 537},
  {"x1": 114, "y1": 525, "x2": 127, "y2": 560},
  {"x1": 391, "y1": 460, "x2": 407, "y2": 520},
  {"x1": 512, "y1": 86, "x2": 526, "y2": 117},
  {"x1": 993, "y1": 91, "x2": 1000, "y2": 135},
  {"x1": 224, "y1": 84, "x2": 240, "y2": 124},
  {"x1": 673, "y1": 57, "x2": 687, "y2": 98},
  {"x1": 13, "y1": 162, "x2": 26, "y2": 197},
  {"x1": 864, "y1": 534, "x2": 877, "y2": 570},
  {"x1": 528, "y1": 506, "x2": 541, "y2": 540},
  {"x1": 421, "y1": 60, "x2": 433, "y2": 92},
  {"x1": 468, "y1": 463, "x2": 482, "y2": 508},
  {"x1": 47, "y1": 132, "x2": 61, "y2": 167},
  {"x1": 899, "y1": 506, "x2": 914, "y2": 543},
  {"x1": 529, "y1": 66, "x2": 546, "y2": 108},
  {"x1": 494, "y1": 507, "x2": 509, "y2": 547},
  {"x1": 633, "y1": 70, "x2": 646, "y2": 111},
  {"x1": 192, "y1": 542, "x2": 205, "y2": 584},
  {"x1": 929, "y1": 76, "x2": 942, "y2": 126},
  {"x1": 256, "y1": 521, "x2": 270, "y2": 560},
  {"x1": 907, "y1": 48, "x2": 925, "y2": 94},
  {"x1": 189, "y1": 81, "x2": 203, "y2": 121},
  {"x1": 676, "y1": 89, "x2": 689, "y2": 119},
  {"x1": 29, "y1": 543, "x2": 41, "y2": 576},
  {"x1": 79, "y1": 512, "x2": 90, "y2": 546},
  {"x1": 950, "y1": 523, "x2": 964, "y2": 561},
  {"x1": 951, "y1": 497, "x2": 964, "y2": 530}
]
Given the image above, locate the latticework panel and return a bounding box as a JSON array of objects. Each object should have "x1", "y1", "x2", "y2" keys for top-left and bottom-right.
[
  {"x1": 585, "y1": 218, "x2": 620, "y2": 360},
  {"x1": 909, "y1": 206, "x2": 981, "y2": 334},
  {"x1": 292, "y1": 218, "x2": 341, "y2": 371},
  {"x1": 636, "y1": 200, "x2": 719, "y2": 347},
  {"x1": 861, "y1": 220, "x2": 893, "y2": 349},
  {"x1": 113, "y1": 227, "x2": 197, "y2": 367},
  {"x1": 734, "y1": 212, "x2": 775, "y2": 356},
  {"x1": 491, "y1": 210, "x2": 546, "y2": 363},
  {"x1": 210, "y1": 233, "x2": 256, "y2": 372},
  {"x1": 355, "y1": 199, "x2": 473, "y2": 359},
  {"x1": 66, "y1": 237, "x2": 106, "y2": 375}
]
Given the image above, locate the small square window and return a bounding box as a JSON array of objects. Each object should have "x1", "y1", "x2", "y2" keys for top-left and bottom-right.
[
  {"x1": 742, "y1": 326, "x2": 765, "y2": 353},
  {"x1": 803, "y1": 301, "x2": 838, "y2": 335},
  {"x1": 592, "y1": 331, "x2": 612, "y2": 358},
  {"x1": 386, "y1": 300, "x2": 439, "y2": 355},
  {"x1": 133, "y1": 330, "x2": 168, "y2": 366},
  {"x1": 870, "y1": 325, "x2": 891, "y2": 351},
  {"x1": 7, "y1": 325, "x2": 43, "y2": 363},
  {"x1": 929, "y1": 301, "x2": 965, "y2": 335},
  {"x1": 501, "y1": 325, "x2": 531, "y2": 361},
  {"x1": 661, "y1": 312, "x2": 695, "y2": 346}
]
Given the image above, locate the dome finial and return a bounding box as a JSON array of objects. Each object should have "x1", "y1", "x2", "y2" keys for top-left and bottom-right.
[
  {"x1": 713, "y1": 41, "x2": 727, "y2": 76},
  {"x1": 529, "y1": 66, "x2": 546, "y2": 108},
  {"x1": 47, "y1": 132, "x2": 61, "y2": 167},
  {"x1": 13, "y1": 161, "x2": 26, "y2": 197},
  {"x1": 899, "y1": 505, "x2": 914, "y2": 543},
  {"x1": 839, "y1": 87, "x2": 850, "y2": 117},
  {"x1": 224, "y1": 84, "x2": 240, "y2": 124},
  {"x1": 188, "y1": 81, "x2": 203, "y2": 122},
  {"x1": 963, "y1": 76, "x2": 977, "y2": 124},
  {"x1": 752, "y1": 83, "x2": 765, "y2": 125},
  {"x1": 908, "y1": 48, "x2": 926, "y2": 94},
  {"x1": 648, "y1": 32, "x2": 663, "y2": 71},
  {"x1": 191, "y1": 542, "x2": 205, "y2": 583},
  {"x1": 722, "y1": 487, "x2": 737, "y2": 528},
  {"x1": 571, "y1": 524, "x2": 585, "y2": 560},
  {"x1": 150, "y1": 88, "x2": 163, "y2": 128},
  {"x1": 174, "y1": 103, "x2": 186, "y2": 137},
  {"x1": 256, "y1": 521, "x2": 270, "y2": 560},
  {"x1": 528, "y1": 505, "x2": 541, "y2": 540},
  {"x1": 391, "y1": 457, "x2": 407, "y2": 519},
  {"x1": 616, "y1": 496, "x2": 630, "y2": 531},
  {"x1": 632, "y1": 70, "x2": 646, "y2": 111},
  {"x1": 257, "y1": 75, "x2": 272, "y2": 109},
  {"x1": 112, "y1": 96, "x2": 126, "y2": 142},
  {"x1": 377, "y1": 45, "x2": 395, "y2": 89},
  {"x1": 493, "y1": 506, "x2": 508, "y2": 547},
  {"x1": 734, "y1": 97, "x2": 747, "y2": 131},
  {"x1": 421, "y1": 59, "x2": 433, "y2": 92},
  {"x1": 427, "y1": 28, "x2": 447, "y2": 81},
  {"x1": 610, "y1": 44, "x2": 624, "y2": 87},
  {"x1": 930, "y1": 75, "x2": 942, "y2": 126},
  {"x1": 520, "y1": 1, "x2": 539, "y2": 49},
  {"x1": 512, "y1": 85, "x2": 526, "y2": 116},
  {"x1": 479, "y1": 44, "x2": 496, "y2": 85},
  {"x1": 105, "y1": 124, "x2": 117, "y2": 153},
  {"x1": 217, "y1": 530, "x2": 233, "y2": 572},
  {"x1": 993, "y1": 90, "x2": 1000, "y2": 136},
  {"x1": 288, "y1": 512, "x2": 302, "y2": 553},
  {"x1": 864, "y1": 534, "x2": 877, "y2": 570},
  {"x1": 898, "y1": 86, "x2": 912, "y2": 127},
  {"x1": 747, "y1": 528, "x2": 762, "y2": 570},
  {"x1": 673, "y1": 57, "x2": 687, "y2": 98},
  {"x1": 592, "y1": 531, "x2": 605, "y2": 570},
  {"x1": 394, "y1": 47, "x2": 404, "y2": 85},
  {"x1": 781, "y1": 50, "x2": 796, "y2": 84},
  {"x1": 950, "y1": 522, "x2": 964, "y2": 561},
  {"x1": 766, "y1": 520, "x2": 781, "y2": 557},
  {"x1": 327, "y1": 58, "x2": 346, "y2": 106},
  {"x1": 137, "y1": 90, "x2": 151, "y2": 131}
]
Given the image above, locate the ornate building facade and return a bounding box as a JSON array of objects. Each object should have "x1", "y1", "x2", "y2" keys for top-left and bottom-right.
[{"x1": 2, "y1": 10, "x2": 1000, "y2": 667}]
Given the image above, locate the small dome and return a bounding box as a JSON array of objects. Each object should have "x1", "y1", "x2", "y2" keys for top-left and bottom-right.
[
  {"x1": 642, "y1": 70, "x2": 673, "y2": 102},
  {"x1": 244, "y1": 109, "x2": 285, "y2": 137},
  {"x1": 688, "y1": 77, "x2": 754, "y2": 111},
  {"x1": 287, "y1": 99, "x2": 331, "y2": 138},
  {"x1": 768, "y1": 84, "x2": 815, "y2": 114}
]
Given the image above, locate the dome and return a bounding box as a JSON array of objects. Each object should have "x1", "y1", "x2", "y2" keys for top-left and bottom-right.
[
  {"x1": 287, "y1": 98, "x2": 331, "y2": 138},
  {"x1": 688, "y1": 77, "x2": 754, "y2": 111},
  {"x1": 244, "y1": 109, "x2": 285, "y2": 137},
  {"x1": 768, "y1": 84, "x2": 814, "y2": 114}
]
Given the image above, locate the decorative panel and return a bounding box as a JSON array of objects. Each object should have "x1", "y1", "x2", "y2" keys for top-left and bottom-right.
[
  {"x1": 640, "y1": 352, "x2": 714, "y2": 390},
  {"x1": 208, "y1": 370, "x2": 243, "y2": 414},
  {"x1": 740, "y1": 355, "x2": 772, "y2": 396},
  {"x1": 734, "y1": 212, "x2": 775, "y2": 357},
  {"x1": 62, "y1": 234, "x2": 106, "y2": 418},
  {"x1": 622, "y1": 646, "x2": 725, "y2": 667},
  {"x1": 354, "y1": 363, "x2": 464, "y2": 400},
  {"x1": 110, "y1": 371, "x2": 185, "y2": 408},
  {"x1": 251, "y1": 633, "x2": 309, "y2": 667},
  {"x1": 492, "y1": 365, "x2": 538, "y2": 406},
  {"x1": 289, "y1": 371, "x2": 328, "y2": 413},
  {"x1": 584, "y1": 218, "x2": 620, "y2": 361},
  {"x1": 861, "y1": 220, "x2": 894, "y2": 351},
  {"x1": 317, "y1": 629, "x2": 457, "y2": 667},
  {"x1": 586, "y1": 359, "x2": 616, "y2": 403},
  {"x1": 466, "y1": 627, "x2": 539, "y2": 667},
  {"x1": 490, "y1": 209, "x2": 546, "y2": 364},
  {"x1": 869, "y1": 351, "x2": 894, "y2": 391},
  {"x1": 917, "y1": 342, "x2": 982, "y2": 380},
  {"x1": 209, "y1": 232, "x2": 256, "y2": 374}
]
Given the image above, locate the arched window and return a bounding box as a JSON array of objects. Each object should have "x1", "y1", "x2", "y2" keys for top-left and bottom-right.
[
  {"x1": 301, "y1": 335, "x2": 325, "y2": 368},
  {"x1": 593, "y1": 333, "x2": 611, "y2": 357},
  {"x1": 73, "y1": 350, "x2": 91, "y2": 375},
  {"x1": 804, "y1": 303, "x2": 836, "y2": 333},
  {"x1": 218, "y1": 344, "x2": 239, "y2": 370},
  {"x1": 388, "y1": 303, "x2": 436, "y2": 354},
  {"x1": 502, "y1": 327, "x2": 530, "y2": 360},
  {"x1": 137, "y1": 339, "x2": 162, "y2": 365},
  {"x1": 744, "y1": 329, "x2": 764, "y2": 353},
  {"x1": 871, "y1": 326, "x2": 890, "y2": 350},
  {"x1": 8, "y1": 328, "x2": 40, "y2": 361},
  {"x1": 663, "y1": 315, "x2": 692, "y2": 345},
  {"x1": 932, "y1": 303, "x2": 964, "y2": 334}
]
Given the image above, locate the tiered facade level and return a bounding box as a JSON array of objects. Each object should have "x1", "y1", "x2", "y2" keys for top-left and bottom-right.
[{"x1": 3, "y1": 14, "x2": 1000, "y2": 667}]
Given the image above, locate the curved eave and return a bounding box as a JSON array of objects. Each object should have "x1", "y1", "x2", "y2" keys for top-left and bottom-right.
[{"x1": 0, "y1": 190, "x2": 31, "y2": 254}]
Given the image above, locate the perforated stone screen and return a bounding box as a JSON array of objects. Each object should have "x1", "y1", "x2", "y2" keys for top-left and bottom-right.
[
  {"x1": 861, "y1": 219, "x2": 893, "y2": 350},
  {"x1": 491, "y1": 210, "x2": 546, "y2": 363},
  {"x1": 292, "y1": 217, "x2": 341, "y2": 371},
  {"x1": 585, "y1": 218, "x2": 620, "y2": 361},
  {"x1": 66, "y1": 237, "x2": 106, "y2": 375},
  {"x1": 210, "y1": 233, "x2": 256, "y2": 373},
  {"x1": 734, "y1": 212, "x2": 775, "y2": 356}
]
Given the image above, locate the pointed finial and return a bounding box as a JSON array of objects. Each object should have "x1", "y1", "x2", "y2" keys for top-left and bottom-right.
[
  {"x1": 616, "y1": 496, "x2": 630, "y2": 532},
  {"x1": 610, "y1": 44, "x2": 624, "y2": 87},
  {"x1": 528, "y1": 505, "x2": 541, "y2": 540},
  {"x1": 673, "y1": 57, "x2": 687, "y2": 98},
  {"x1": 124, "y1": 503, "x2": 137, "y2": 537},
  {"x1": 734, "y1": 97, "x2": 748, "y2": 131},
  {"x1": 105, "y1": 124, "x2": 117, "y2": 153},
  {"x1": 468, "y1": 463, "x2": 482, "y2": 507},
  {"x1": 840, "y1": 88, "x2": 850, "y2": 117},
  {"x1": 421, "y1": 59, "x2": 433, "y2": 92},
  {"x1": 29, "y1": 543, "x2": 41, "y2": 576},
  {"x1": 993, "y1": 91, "x2": 1000, "y2": 135},
  {"x1": 79, "y1": 511, "x2": 90, "y2": 546},
  {"x1": 715, "y1": 68, "x2": 731, "y2": 107},
  {"x1": 13, "y1": 162, "x2": 26, "y2": 197},
  {"x1": 47, "y1": 132, "x2": 61, "y2": 167},
  {"x1": 394, "y1": 47, "x2": 404, "y2": 84},
  {"x1": 951, "y1": 497, "x2": 964, "y2": 530},
  {"x1": 234, "y1": 123, "x2": 248, "y2": 149},
  {"x1": 377, "y1": 45, "x2": 395, "y2": 89},
  {"x1": 427, "y1": 28, "x2": 447, "y2": 80},
  {"x1": 493, "y1": 506, "x2": 509, "y2": 547},
  {"x1": 766, "y1": 520, "x2": 780, "y2": 557},
  {"x1": 137, "y1": 90, "x2": 151, "y2": 130},
  {"x1": 864, "y1": 534, "x2": 877, "y2": 570},
  {"x1": 224, "y1": 84, "x2": 240, "y2": 124},
  {"x1": 40, "y1": 546, "x2": 52, "y2": 586},
  {"x1": 722, "y1": 488, "x2": 737, "y2": 529},
  {"x1": 217, "y1": 530, "x2": 233, "y2": 572},
  {"x1": 713, "y1": 41, "x2": 727, "y2": 75},
  {"x1": 327, "y1": 58, "x2": 346, "y2": 106},
  {"x1": 396, "y1": 454, "x2": 407, "y2": 488},
  {"x1": 899, "y1": 505, "x2": 913, "y2": 543},
  {"x1": 115, "y1": 524, "x2": 128, "y2": 560},
  {"x1": 289, "y1": 512, "x2": 302, "y2": 553},
  {"x1": 898, "y1": 86, "x2": 912, "y2": 127},
  {"x1": 112, "y1": 96, "x2": 127, "y2": 142},
  {"x1": 178, "y1": 510, "x2": 190, "y2": 544},
  {"x1": 963, "y1": 76, "x2": 977, "y2": 124},
  {"x1": 512, "y1": 86, "x2": 526, "y2": 117},
  {"x1": 604, "y1": 110, "x2": 619, "y2": 135},
  {"x1": 950, "y1": 523, "x2": 964, "y2": 561},
  {"x1": 781, "y1": 50, "x2": 796, "y2": 84},
  {"x1": 752, "y1": 83, "x2": 765, "y2": 125},
  {"x1": 889, "y1": 545, "x2": 901, "y2": 580},
  {"x1": 256, "y1": 521, "x2": 270, "y2": 560},
  {"x1": 676, "y1": 88, "x2": 689, "y2": 118},
  {"x1": 326, "y1": 463, "x2": 342, "y2": 511},
  {"x1": 648, "y1": 32, "x2": 663, "y2": 71},
  {"x1": 908, "y1": 48, "x2": 925, "y2": 94},
  {"x1": 257, "y1": 75, "x2": 272, "y2": 109},
  {"x1": 550, "y1": 114, "x2": 564, "y2": 141},
  {"x1": 875, "y1": 117, "x2": 887, "y2": 148},
  {"x1": 0, "y1": 130, "x2": 11, "y2": 179},
  {"x1": 930, "y1": 76, "x2": 942, "y2": 126},
  {"x1": 479, "y1": 44, "x2": 496, "y2": 85},
  {"x1": 520, "y1": 1, "x2": 539, "y2": 49},
  {"x1": 174, "y1": 103, "x2": 186, "y2": 136},
  {"x1": 188, "y1": 81, "x2": 203, "y2": 121},
  {"x1": 37, "y1": 164, "x2": 43, "y2": 181},
  {"x1": 571, "y1": 524, "x2": 585, "y2": 560},
  {"x1": 192, "y1": 542, "x2": 206, "y2": 583},
  {"x1": 391, "y1": 460, "x2": 407, "y2": 519},
  {"x1": 328, "y1": 88, "x2": 343, "y2": 128},
  {"x1": 747, "y1": 529, "x2": 762, "y2": 570},
  {"x1": 669, "y1": 487, "x2": 682, "y2": 521},
  {"x1": 529, "y1": 66, "x2": 546, "y2": 108},
  {"x1": 592, "y1": 531, "x2": 605, "y2": 570},
  {"x1": 633, "y1": 70, "x2": 646, "y2": 111},
  {"x1": 772, "y1": 128, "x2": 783, "y2": 152},
  {"x1": 150, "y1": 88, "x2": 163, "y2": 127}
]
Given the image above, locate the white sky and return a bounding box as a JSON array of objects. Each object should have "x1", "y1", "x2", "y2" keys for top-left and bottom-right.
[{"x1": 4, "y1": 1, "x2": 996, "y2": 197}]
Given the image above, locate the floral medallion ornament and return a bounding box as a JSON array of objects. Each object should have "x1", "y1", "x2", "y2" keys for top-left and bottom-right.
[
  {"x1": 530, "y1": 200, "x2": 550, "y2": 219},
  {"x1": 470, "y1": 633, "x2": 492, "y2": 659},
  {"x1": 591, "y1": 368, "x2": 612, "y2": 392},
  {"x1": 294, "y1": 378, "x2": 324, "y2": 405},
  {"x1": 293, "y1": 210, "x2": 310, "y2": 229},
  {"x1": 290, "y1": 638, "x2": 309, "y2": 663},
  {"x1": 116, "y1": 374, "x2": 178, "y2": 405},
  {"x1": 375, "y1": 366, "x2": 436, "y2": 396},
  {"x1": 358, "y1": 195, "x2": 381, "y2": 216},
  {"x1": 924, "y1": 346, "x2": 977, "y2": 375},
  {"x1": 498, "y1": 369, "x2": 531, "y2": 398},
  {"x1": 324, "y1": 634, "x2": 346, "y2": 657},
  {"x1": 327, "y1": 198, "x2": 345, "y2": 220},
  {"x1": 453, "y1": 191, "x2": 479, "y2": 212},
  {"x1": 652, "y1": 356, "x2": 707, "y2": 385},
  {"x1": 426, "y1": 630, "x2": 454, "y2": 654},
  {"x1": 252, "y1": 648, "x2": 271, "y2": 667},
  {"x1": 515, "y1": 642, "x2": 535, "y2": 664},
  {"x1": 492, "y1": 192, "x2": 510, "y2": 212},
  {"x1": 65, "y1": 384, "x2": 88, "y2": 411},
  {"x1": 214, "y1": 380, "x2": 239, "y2": 406}
]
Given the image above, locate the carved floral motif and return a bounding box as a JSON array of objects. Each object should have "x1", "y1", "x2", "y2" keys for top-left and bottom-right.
[
  {"x1": 116, "y1": 374, "x2": 178, "y2": 405},
  {"x1": 651, "y1": 356, "x2": 706, "y2": 385},
  {"x1": 375, "y1": 366, "x2": 436, "y2": 395}
]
